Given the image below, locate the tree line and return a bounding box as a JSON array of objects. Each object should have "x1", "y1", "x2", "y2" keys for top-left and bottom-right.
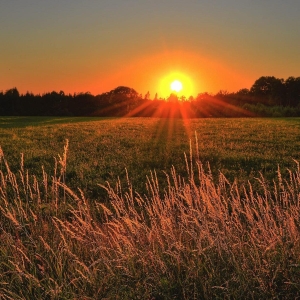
[{"x1": 1, "y1": 76, "x2": 300, "y2": 117}]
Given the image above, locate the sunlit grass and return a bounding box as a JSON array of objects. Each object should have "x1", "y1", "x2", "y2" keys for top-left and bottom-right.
[
  {"x1": 0, "y1": 117, "x2": 300, "y2": 201},
  {"x1": 0, "y1": 139, "x2": 299, "y2": 299}
]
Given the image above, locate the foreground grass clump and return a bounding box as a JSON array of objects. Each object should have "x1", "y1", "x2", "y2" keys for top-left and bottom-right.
[{"x1": 0, "y1": 144, "x2": 299, "y2": 299}]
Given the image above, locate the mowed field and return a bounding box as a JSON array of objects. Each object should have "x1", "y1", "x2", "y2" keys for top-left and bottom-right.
[{"x1": 1, "y1": 116, "x2": 300, "y2": 199}]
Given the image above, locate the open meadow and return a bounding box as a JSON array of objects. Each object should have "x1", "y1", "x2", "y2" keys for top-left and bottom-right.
[
  {"x1": 1, "y1": 116, "x2": 300, "y2": 199},
  {"x1": 0, "y1": 117, "x2": 300, "y2": 299}
]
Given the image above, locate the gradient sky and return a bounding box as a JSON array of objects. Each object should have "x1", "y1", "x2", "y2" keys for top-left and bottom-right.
[{"x1": 1, "y1": 0, "x2": 300, "y2": 97}]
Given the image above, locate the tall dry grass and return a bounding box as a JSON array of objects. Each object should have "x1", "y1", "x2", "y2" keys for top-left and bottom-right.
[{"x1": 0, "y1": 141, "x2": 299, "y2": 299}]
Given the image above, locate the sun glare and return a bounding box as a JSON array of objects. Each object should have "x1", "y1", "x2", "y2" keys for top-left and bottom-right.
[
  {"x1": 170, "y1": 80, "x2": 183, "y2": 93},
  {"x1": 158, "y1": 71, "x2": 195, "y2": 99}
]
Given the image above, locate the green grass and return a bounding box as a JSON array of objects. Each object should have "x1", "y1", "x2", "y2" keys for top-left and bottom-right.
[
  {"x1": 1, "y1": 117, "x2": 300, "y2": 201},
  {"x1": 0, "y1": 120, "x2": 299, "y2": 299}
]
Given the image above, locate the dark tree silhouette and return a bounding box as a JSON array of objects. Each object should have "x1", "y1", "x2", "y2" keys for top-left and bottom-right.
[
  {"x1": 3, "y1": 87, "x2": 20, "y2": 114},
  {"x1": 250, "y1": 76, "x2": 285, "y2": 106},
  {"x1": 285, "y1": 77, "x2": 300, "y2": 107},
  {"x1": 107, "y1": 86, "x2": 140, "y2": 115},
  {"x1": 1, "y1": 75, "x2": 300, "y2": 117},
  {"x1": 110, "y1": 86, "x2": 138, "y2": 98},
  {"x1": 167, "y1": 93, "x2": 179, "y2": 103},
  {"x1": 144, "y1": 91, "x2": 150, "y2": 100}
]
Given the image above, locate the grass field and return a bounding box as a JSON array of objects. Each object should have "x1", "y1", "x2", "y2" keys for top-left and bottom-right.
[
  {"x1": 1, "y1": 116, "x2": 300, "y2": 200},
  {"x1": 0, "y1": 117, "x2": 300, "y2": 299}
]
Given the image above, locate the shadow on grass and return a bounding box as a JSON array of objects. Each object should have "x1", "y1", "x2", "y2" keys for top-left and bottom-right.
[{"x1": 0, "y1": 116, "x2": 117, "y2": 128}]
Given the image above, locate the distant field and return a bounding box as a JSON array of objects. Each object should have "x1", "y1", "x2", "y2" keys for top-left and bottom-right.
[
  {"x1": 1, "y1": 116, "x2": 300, "y2": 299},
  {"x1": 1, "y1": 116, "x2": 300, "y2": 199}
]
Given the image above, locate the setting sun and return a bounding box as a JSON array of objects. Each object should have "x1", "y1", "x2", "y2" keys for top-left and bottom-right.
[
  {"x1": 158, "y1": 71, "x2": 195, "y2": 98},
  {"x1": 170, "y1": 80, "x2": 183, "y2": 93}
]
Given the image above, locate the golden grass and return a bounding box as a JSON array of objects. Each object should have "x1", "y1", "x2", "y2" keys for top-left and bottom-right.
[{"x1": 0, "y1": 141, "x2": 299, "y2": 299}]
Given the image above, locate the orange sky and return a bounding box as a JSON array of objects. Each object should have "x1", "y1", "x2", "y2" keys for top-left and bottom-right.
[
  {"x1": 1, "y1": 1, "x2": 300, "y2": 98},
  {"x1": 90, "y1": 50, "x2": 254, "y2": 98}
]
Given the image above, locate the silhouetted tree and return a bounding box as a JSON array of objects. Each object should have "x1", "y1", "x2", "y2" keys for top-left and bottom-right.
[
  {"x1": 5, "y1": 87, "x2": 20, "y2": 98},
  {"x1": 2, "y1": 76, "x2": 300, "y2": 117},
  {"x1": 71, "y1": 92, "x2": 95, "y2": 116},
  {"x1": 285, "y1": 77, "x2": 300, "y2": 107},
  {"x1": 110, "y1": 86, "x2": 138, "y2": 98},
  {"x1": 168, "y1": 93, "x2": 179, "y2": 103},
  {"x1": 0, "y1": 91, "x2": 4, "y2": 115},
  {"x1": 108, "y1": 86, "x2": 139, "y2": 115},
  {"x1": 3, "y1": 87, "x2": 20, "y2": 114},
  {"x1": 144, "y1": 91, "x2": 150, "y2": 100},
  {"x1": 250, "y1": 76, "x2": 285, "y2": 106},
  {"x1": 236, "y1": 88, "x2": 250, "y2": 96}
]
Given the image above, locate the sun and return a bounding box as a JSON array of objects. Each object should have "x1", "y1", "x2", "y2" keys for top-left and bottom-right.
[
  {"x1": 158, "y1": 71, "x2": 195, "y2": 98},
  {"x1": 170, "y1": 80, "x2": 183, "y2": 93}
]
